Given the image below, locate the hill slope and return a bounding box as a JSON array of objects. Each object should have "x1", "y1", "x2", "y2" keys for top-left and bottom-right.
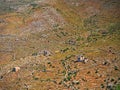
[{"x1": 0, "y1": 0, "x2": 120, "y2": 90}]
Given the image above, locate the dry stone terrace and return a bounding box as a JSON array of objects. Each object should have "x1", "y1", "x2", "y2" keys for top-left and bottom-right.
[{"x1": 0, "y1": 0, "x2": 120, "y2": 90}]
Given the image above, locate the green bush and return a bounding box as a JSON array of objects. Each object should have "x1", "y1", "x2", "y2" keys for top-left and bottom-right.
[
  {"x1": 32, "y1": 52, "x2": 38, "y2": 56},
  {"x1": 115, "y1": 84, "x2": 120, "y2": 90},
  {"x1": 108, "y1": 22, "x2": 120, "y2": 34},
  {"x1": 114, "y1": 66, "x2": 118, "y2": 70},
  {"x1": 33, "y1": 77, "x2": 39, "y2": 80},
  {"x1": 67, "y1": 75, "x2": 71, "y2": 81},
  {"x1": 62, "y1": 48, "x2": 69, "y2": 52}
]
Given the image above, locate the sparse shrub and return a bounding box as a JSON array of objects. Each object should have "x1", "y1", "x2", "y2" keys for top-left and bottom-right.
[
  {"x1": 83, "y1": 15, "x2": 98, "y2": 30},
  {"x1": 40, "y1": 79, "x2": 44, "y2": 82},
  {"x1": 47, "y1": 62, "x2": 51, "y2": 64},
  {"x1": 62, "y1": 48, "x2": 69, "y2": 53},
  {"x1": 53, "y1": 80, "x2": 57, "y2": 84},
  {"x1": 46, "y1": 78, "x2": 51, "y2": 81},
  {"x1": 47, "y1": 62, "x2": 52, "y2": 67},
  {"x1": 67, "y1": 75, "x2": 71, "y2": 81},
  {"x1": 73, "y1": 71, "x2": 77, "y2": 77},
  {"x1": 56, "y1": 8, "x2": 60, "y2": 12},
  {"x1": 61, "y1": 60, "x2": 65, "y2": 66},
  {"x1": 0, "y1": 76, "x2": 3, "y2": 79},
  {"x1": 72, "y1": 48, "x2": 76, "y2": 51},
  {"x1": 52, "y1": 66, "x2": 55, "y2": 68},
  {"x1": 114, "y1": 66, "x2": 118, "y2": 70},
  {"x1": 87, "y1": 36, "x2": 97, "y2": 42},
  {"x1": 76, "y1": 36, "x2": 83, "y2": 41},
  {"x1": 95, "y1": 69, "x2": 98, "y2": 73},
  {"x1": 59, "y1": 81, "x2": 62, "y2": 85},
  {"x1": 65, "y1": 55, "x2": 73, "y2": 60},
  {"x1": 62, "y1": 70, "x2": 66, "y2": 75},
  {"x1": 30, "y1": 3, "x2": 38, "y2": 9},
  {"x1": 81, "y1": 78, "x2": 87, "y2": 82},
  {"x1": 53, "y1": 24, "x2": 59, "y2": 28},
  {"x1": 56, "y1": 34, "x2": 61, "y2": 38},
  {"x1": 61, "y1": 32, "x2": 67, "y2": 36},
  {"x1": 76, "y1": 37, "x2": 80, "y2": 41},
  {"x1": 18, "y1": 78, "x2": 21, "y2": 81},
  {"x1": 84, "y1": 88, "x2": 89, "y2": 90},
  {"x1": 118, "y1": 77, "x2": 120, "y2": 80},
  {"x1": 53, "y1": 24, "x2": 60, "y2": 32},
  {"x1": 34, "y1": 77, "x2": 39, "y2": 80},
  {"x1": 93, "y1": 60, "x2": 97, "y2": 63},
  {"x1": 104, "y1": 79, "x2": 106, "y2": 82},
  {"x1": 32, "y1": 52, "x2": 37, "y2": 56},
  {"x1": 100, "y1": 84, "x2": 105, "y2": 88},
  {"x1": 111, "y1": 78, "x2": 115, "y2": 82},
  {"x1": 59, "y1": 27, "x2": 64, "y2": 30},
  {"x1": 87, "y1": 71, "x2": 90, "y2": 74},
  {"x1": 43, "y1": 67, "x2": 46, "y2": 72},
  {"x1": 63, "y1": 78, "x2": 68, "y2": 82}
]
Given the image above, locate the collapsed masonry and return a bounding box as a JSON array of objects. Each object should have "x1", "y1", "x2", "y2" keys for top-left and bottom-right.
[{"x1": 76, "y1": 55, "x2": 88, "y2": 63}]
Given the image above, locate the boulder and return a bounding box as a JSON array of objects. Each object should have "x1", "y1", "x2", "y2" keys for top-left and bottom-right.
[
  {"x1": 12, "y1": 67, "x2": 20, "y2": 72},
  {"x1": 84, "y1": 58, "x2": 89, "y2": 63},
  {"x1": 38, "y1": 50, "x2": 51, "y2": 56}
]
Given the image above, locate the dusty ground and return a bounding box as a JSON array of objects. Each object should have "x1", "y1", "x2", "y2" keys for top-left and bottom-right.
[{"x1": 0, "y1": 0, "x2": 120, "y2": 90}]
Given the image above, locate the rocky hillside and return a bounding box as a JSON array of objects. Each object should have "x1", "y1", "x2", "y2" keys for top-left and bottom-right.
[{"x1": 0, "y1": 0, "x2": 120, "y2": 90}]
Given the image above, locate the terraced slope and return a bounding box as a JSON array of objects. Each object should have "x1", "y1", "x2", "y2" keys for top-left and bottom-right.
[{"x1": 0, "y1": 0, "x2": 120, "y2": 90}]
